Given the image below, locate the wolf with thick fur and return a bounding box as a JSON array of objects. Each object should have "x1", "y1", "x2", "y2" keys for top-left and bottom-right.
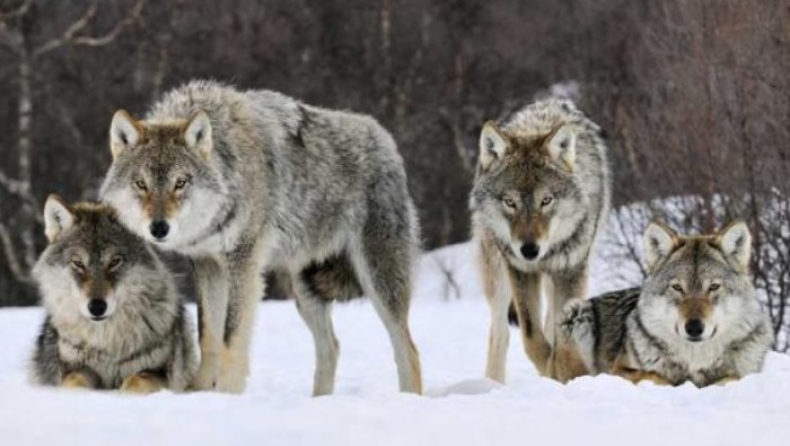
[
  {"x1": 100, "y1": 80, "x2": 422, "y2": 395},
  {"x1": 30, "y1": 196, "x2": 196, "y2": 393},
  {"x1": 561, "y1": 221, "x2": 773, "y2": 386},
  {"x1": 471, "y1": 98, "x2": 610, "y2": 383}
]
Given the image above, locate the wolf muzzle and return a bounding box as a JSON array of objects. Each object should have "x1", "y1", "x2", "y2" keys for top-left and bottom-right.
[
  {"x1": 150, "y1": 220, "x2": 170, "y2": 240},
  {"x1": 87, "y1": 299, "x2": 108, "y2": 319}
]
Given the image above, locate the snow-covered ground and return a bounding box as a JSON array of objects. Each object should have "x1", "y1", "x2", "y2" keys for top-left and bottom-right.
[{"x1": 1, "y1": 243, "x2": 789, "y2": 445}]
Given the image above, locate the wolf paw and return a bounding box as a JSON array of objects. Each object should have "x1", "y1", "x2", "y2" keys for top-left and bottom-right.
[
  {"x1": 560, "y1": 298, "x2": 593, "y2": 340},
  {"x1": 120, "y1": 373, "x2": 166, "y2": 395},
  {"x1": 191, "y1": 362, "x2": 220, "y2": 391},
  {"x1": 61, "y1": 371, "x2": 95, "y2": 390}
]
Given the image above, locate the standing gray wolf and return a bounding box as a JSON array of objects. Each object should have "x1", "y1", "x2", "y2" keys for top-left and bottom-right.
[
  {"x1": 560, "y1": 221, "x2": 774, "y2": 386},
  {"x1": 30, "y1": 196, "x2": 196, "y2": 393},
  {"x1": 470, "y1": 98, "x2": 611, "y2": 383},
  {"x1": 100, "y1": 80, "x2": 422, "y2": 395}
]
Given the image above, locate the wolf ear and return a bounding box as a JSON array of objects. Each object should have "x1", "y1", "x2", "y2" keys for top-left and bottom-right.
[
  {"x1": 546, "y1": 125, "x2": 577, "y2": 171},
  {"x1": 184, "y1": 111, "x2": 213, "y2": 159},
  {"x1": 110, "y1": 110, "x2": 141, "y2": 159},
  {"x1": 479, "y1": 121, "x2": 509, "y2": 170},
  {"x1": 644, "y1": 221, "x2": 678, "y2": 270},
  {"x1": 43, "y1": 195, "x2": 75, "y2": 243},
  {"x1": 717, "y1": 221, "x2": 751, "y2": 270}
]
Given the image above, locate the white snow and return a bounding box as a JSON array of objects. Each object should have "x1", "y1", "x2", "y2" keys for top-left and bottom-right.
[{"x1": 1, "y1": 242, "x2": 789, "y2": 445}]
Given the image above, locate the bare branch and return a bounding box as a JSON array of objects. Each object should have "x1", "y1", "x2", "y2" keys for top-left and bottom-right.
[
  {"x1": 0, "y1": 167, "x2": 43, "y2": 224},
  {"x1": 0, "y1": 0, "x2": 34, "y2": 20},
  {"x1": 33, "y1": 0, "x2": 146, "y2": 58},
  {"x1": 0, "y1": 15, "x2": 22, "y2": 54},
  {"x1": 0, "y1": 169, "x2": 26, "y2": 195},
  {"x1": 0, "y1": 222, "x2": 33, "y2": 284}
]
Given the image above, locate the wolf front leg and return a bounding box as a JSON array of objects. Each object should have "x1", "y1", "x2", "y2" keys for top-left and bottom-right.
[
  {"x1": 615, "y1": 368, "x2": 673, "y2": 386},
  {"x1": 120, "y1": 371, "x2": 168, "y2": 395},
  {"x1": 546, "y1": 265, "x2": 589, "y2": 380},
  {"x1": 508, "y1": 268, "x2": 552, "y2": 377},
  {"x1": 61, "y1": 369, "x2": 101, "y2": 390},
  {"x1": 216, "y1": 245, "x2": 264, "y2": 394},
  {"x1": 710, "y1": 375, "x2": 740, "y2": 386},
  {"x1": 192, "y1": 257, "x2": 230, "y2": 391},
  {"x1": 479, "y1": 238, "x2": 511, "y2": 383}
]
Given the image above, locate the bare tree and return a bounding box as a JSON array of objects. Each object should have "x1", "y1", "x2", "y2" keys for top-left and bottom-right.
[{"x1": 0, "y1": 0, "x2": 145, "y2": 289}]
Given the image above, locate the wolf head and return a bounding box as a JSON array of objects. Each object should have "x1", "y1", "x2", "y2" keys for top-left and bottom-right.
[
  {"x1": 33, "y1": 196, "x2": 168, "y2": 325},
  {"x1": 638, "y1": 220, "x2": 759, "y2": 344},
  {"x1": 470, "y1": 107, "x2": 588, "y2": 265},
  {"x1": 99, "y1": 110, "x2": 227, "y2": 249}
]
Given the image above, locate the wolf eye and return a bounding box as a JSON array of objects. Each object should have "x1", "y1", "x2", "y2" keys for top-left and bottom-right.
[
  {"x1": 70, "y1": 258, "x2": 85, "y2": 270},
  {"x1": 671, "y1": 283, "x2": 683, "y2": 292},
  {"x1": 108, "y1": 256, "x2": 124, "y2": 270},
  {"x1": 502, "y1": 197, "x2": 517, "y2": 209},
  {"x1": 709, "y1": 283, "x2": 721, "y2": 291},
  {"x1": 541, "y1": 196, "x2": 554, "y2": 207},
  {"x1": 135, "y1": 180, "x2": 147, "y2": 191},
  {"x1": 174, "y1": 178, "x2": 188, "y2": 190}
]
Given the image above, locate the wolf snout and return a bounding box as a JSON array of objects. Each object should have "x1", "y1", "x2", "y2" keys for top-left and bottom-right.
[
  {"x1": 150, "y1": 220, "x2": 170, "y2": 240},
  {"x1": 87, "y1": 299, "x2": 108, "y2": 319},
  {"x1": 520, "y1": 242, "x2": 540, "y2": 260},
  {"x1": 684, "y1": 319, "x2": 705, "y2": 341}
]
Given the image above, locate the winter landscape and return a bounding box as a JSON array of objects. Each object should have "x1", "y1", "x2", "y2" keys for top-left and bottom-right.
[
  {"x1": 1, "y1": 238, "x2": 789, "y2": 446},
  {"x1": 0, "y1": 1, "x2": 788, "y2": 445}
]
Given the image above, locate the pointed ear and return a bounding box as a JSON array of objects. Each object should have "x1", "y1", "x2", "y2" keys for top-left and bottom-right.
[
  {"x1": 479, "y1": 121, "x2": 509, "y2": 170},
  {"x1": 184, "y1": 111, "x2": 213, "y2": 159},
  {"x1": 546, "y1": 125, "x2": 577, "y2": 171},
  {"x1": 644, "y1": 221, "x2": 679, "y2": 270},
  {"x1": 43, "y1": 195, "x2": 75, "y2": 243},
  {"x1": 110, "y1": 110, "x2": 142, "y2": 159},
  {"x1": 716, "y1": 221, "x2": 751, "y2": 270}
]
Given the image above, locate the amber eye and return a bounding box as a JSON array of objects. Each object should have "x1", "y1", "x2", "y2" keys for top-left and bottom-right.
[
  {"x1": 174, "y1": 178, "x2": 188, "y2": 190},
  {"x1": 709, "y1": 283, "x2": 721, "y2": 291},
  {"x1": 671, "y1": 283, "x2": 683, "y2": 292},
  {"x1": 502, "y1": 197, "x2": 517, "y2": 209},
  {"x1": 541, "y1": 196, "x2": 554, "y2": 207},
  {"x1": 108, "y1": 256, "x2": 124, "y2": 270},
  {"x1": 135, "y1": 180, "x2": 147, "y2": 191}
]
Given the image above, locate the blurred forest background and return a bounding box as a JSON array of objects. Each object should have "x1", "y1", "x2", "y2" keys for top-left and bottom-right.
[{"x1": 0, "y1": 0, "x2": 788, "y2": 347}]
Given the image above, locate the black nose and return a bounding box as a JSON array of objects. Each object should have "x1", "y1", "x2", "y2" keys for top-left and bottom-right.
[
  {"x1": 685, "y1": 319, "x2": 705, "y2": 339},
  {"x1": 520, "y1": 242, "x2": 540, "y2": 260},
  {"x1": 150, "y1": 220, "x2": 170, "y2": 239},
  {"x1": 87, "y1": 299, "x2": 107, "y2": 317}
]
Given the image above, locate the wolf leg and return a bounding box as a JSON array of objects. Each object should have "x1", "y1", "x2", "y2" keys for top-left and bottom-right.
[
  {"x1": 559, "y1": 298, "x2": 596, "y2": 374},
  {"x1": 216, "y1": 247, "x2": 264, "y2": 394},
  {"x1": 192, "y1": 257, "x2": 229, "y2": 391},
  {"x1": 616, "y1": 368, "x2": 673, "y2": 386},
  {"x1": 547, "y1": 266, "x2": 588, "y2": 379},
  {"x1": 479, "y1": 237, "x2": 511, "y2": 383},
  {"x1": 61, "y1": 369, "x2": 100, "y2": 390},
  {"x1": 292, "y1": 271, "x2": 340, "y2": 396},
  {"x1": 509, "y1": 268, "x2": 552, "y2": 376},
  {"x1": 710, "y1": 375, "x2": 740, "y2": 386},
  {"x1": 351, "y1": 229, "x2": 422, "y2": 393},
  {"x1": 120, "y1": 372, "x2": 168, "y2": 394}
]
